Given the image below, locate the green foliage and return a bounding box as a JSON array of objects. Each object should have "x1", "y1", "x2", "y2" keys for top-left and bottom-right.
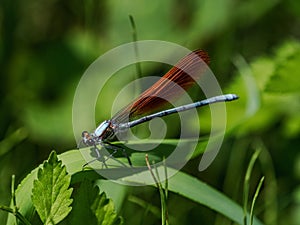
[
  {"x1": 5, "y1": 151, "x2": 123, "y2": 225},
  {"x1": 69, "y1": 180, "x2": 123, "y2": 225},
  {"x1": 32, "y1": 151, "x2": 73, "y2": 225},
  {"x1": 91, "y1": 191, "x2": 123, "y2": 225},
  {"x1": 68, "y1": 180, "x2": 98, "y2": 225},
  {"x1": 265, "y1": 41, "x2": 300, "y2": 93},
  {"x1": 4, "y1": 150, "x2": 263, "y2": 225}
]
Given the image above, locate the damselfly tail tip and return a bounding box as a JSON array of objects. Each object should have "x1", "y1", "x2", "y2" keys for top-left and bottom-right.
[{"x1": 226, "y1": 93, "x2": 239, "y2": 101}]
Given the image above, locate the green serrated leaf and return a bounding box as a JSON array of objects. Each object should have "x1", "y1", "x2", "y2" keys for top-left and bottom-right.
[
  {"x1": 32, "y1": 151, "x2": 73, "y2": 225},
  {"x1": 91, "y1": 191, "x2": 123, "y2": 225},
  {"x1": 7, "y1": 150, "x2": 86, "y2": 225}
]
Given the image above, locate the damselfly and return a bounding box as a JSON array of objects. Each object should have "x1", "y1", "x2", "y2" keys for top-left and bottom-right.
[{"x1": 81, "y1": 50, "x2": 238, "y2": 167}]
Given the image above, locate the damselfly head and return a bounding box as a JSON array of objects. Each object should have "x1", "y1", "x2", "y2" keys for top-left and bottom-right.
[
  {"x1": 82, "y1": 131, "x2": 88, "y2": 137},
  {"x1": 81, "y1": 131, "x2": 96, "y2": 146}
]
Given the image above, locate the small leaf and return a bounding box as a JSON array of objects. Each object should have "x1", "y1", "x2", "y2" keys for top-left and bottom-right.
[
  {"x1": 32, "y1": 151, "x2": 73, "y2": 225},
  {"x1": 91, "y1": 191, "x2": 123, "y2": 225}
]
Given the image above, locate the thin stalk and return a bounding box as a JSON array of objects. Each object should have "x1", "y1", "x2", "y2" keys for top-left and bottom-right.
[
  {"x1": 0, "y1": 175, "x2": 32, "y2": 225},
  {"x1": 243, "y1": 149, "x2": 261, "y2": 225},
  {"x1": 0, "y1": 206, "x2": 31, "y2": 225},
  {"x1": 250, "y1": 176, "x2": 265, "y2": 225},
  {"x1": 145, "y1": 155, "x2": 169, "y2": 225},
  {"x1": 129, "y1": 14, "x2": 142, "y2": 97}
]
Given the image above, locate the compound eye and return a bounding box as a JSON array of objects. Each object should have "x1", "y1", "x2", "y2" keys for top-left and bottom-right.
[{"x1": 82, "y1": 131, "x2": 89, "y2": 138}]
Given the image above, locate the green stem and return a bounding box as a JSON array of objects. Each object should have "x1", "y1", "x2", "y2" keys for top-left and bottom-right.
[
  {"x1": 0, "y1": 205, "x2": 31, "y2": 225},
  {"x1": 250, "y1": 177, "x2": 265, "y2": 225},
  {"x1": 243, "y1": 149, "x2": 261, "y2": 225}
]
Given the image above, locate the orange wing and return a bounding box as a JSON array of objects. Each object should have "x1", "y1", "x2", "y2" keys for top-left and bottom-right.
[{"x1": 112, "y1": 50, "x2": 210, "y2": 123}]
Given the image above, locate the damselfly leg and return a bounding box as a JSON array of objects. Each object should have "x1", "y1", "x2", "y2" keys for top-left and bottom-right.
[
  {"x1": 103, "y1": 142, "x2": 133, "y2": 166},
  {"x1": 82, "y1": 144, "x2": 108, "y2": 169},
  {"x1": 82, "y1": 142, "x2": 132, "y2": 169}
]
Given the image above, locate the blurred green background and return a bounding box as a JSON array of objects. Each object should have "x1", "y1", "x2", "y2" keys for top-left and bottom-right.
[{"x1": 1, "y1": 0, "x2": 300, "y2": 224}]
